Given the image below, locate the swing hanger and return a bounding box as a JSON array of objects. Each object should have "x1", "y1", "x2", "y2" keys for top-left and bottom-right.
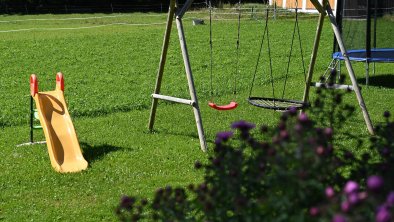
[
  {"x1": 248, "y1": 3, "x2": 308, "y2": 111},
  {"x1": 208, "y1": 0, "x2": 242, "y2": 111}
]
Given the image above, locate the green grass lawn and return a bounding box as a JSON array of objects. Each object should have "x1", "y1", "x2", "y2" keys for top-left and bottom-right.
[{"x1": 0, "y1": 8, "x2": 393, "y2": 221}]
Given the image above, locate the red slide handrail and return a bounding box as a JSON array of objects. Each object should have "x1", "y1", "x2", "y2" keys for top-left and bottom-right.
[
  {"x1": 30, "y1": 74, "x2": 38, "y2": 97},
  {"x1": 208, "y1": 101, "x2": 238, "y2": 111},
  {"x1": 56, "y1": 72, "x2": 64, "y2": 91}
]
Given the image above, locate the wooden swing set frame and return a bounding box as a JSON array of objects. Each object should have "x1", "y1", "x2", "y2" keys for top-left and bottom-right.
[{"x1": 148, "y1": 0, "x2": 374, "y2": 153}]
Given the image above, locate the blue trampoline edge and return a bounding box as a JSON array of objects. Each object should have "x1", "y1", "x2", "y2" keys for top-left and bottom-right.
[{"x1": 332, "y1": 48, "x2": 394, "y2": 63}]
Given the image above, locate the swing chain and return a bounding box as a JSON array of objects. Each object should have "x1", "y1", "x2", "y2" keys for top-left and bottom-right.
[{"x1": 208, "y1": 0, "x2": 242, "y2": 102}]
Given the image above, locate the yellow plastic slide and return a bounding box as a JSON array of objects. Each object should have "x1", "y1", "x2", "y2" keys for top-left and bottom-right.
[{"x1": 30, "y1": 73, "x2": 88, "y2": 173}]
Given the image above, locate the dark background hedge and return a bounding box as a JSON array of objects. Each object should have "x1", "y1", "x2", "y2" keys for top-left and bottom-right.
[{"x1": 0, "y1": 0, "x2": 268, "y2": 14}]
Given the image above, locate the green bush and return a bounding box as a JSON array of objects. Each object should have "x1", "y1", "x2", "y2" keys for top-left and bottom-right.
[{"x1": 115, "y1": 80, "x2": 393, "y2": 221}]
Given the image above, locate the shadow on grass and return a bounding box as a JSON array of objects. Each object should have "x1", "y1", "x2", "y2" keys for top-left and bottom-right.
[
  {"x1": 80, "y1": 142, "x2": 122, "y2": 163},
  {"x1": 147, "y1": 129, "x2": 215, "y2": 144},
  {"x1": 71, "y1": 103, "x2": 149, "y2": 119},
  {"x1": 357, "y1": 74, "x2": 394, "y2": 88}
]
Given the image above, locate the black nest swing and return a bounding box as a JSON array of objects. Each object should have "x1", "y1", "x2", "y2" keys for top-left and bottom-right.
[
  {"x1": 248, "y1": 97, "x2": 305, "y2": 110},
  {"x1": 248, "y1": 3, "x2": 308, "y2": 111}
]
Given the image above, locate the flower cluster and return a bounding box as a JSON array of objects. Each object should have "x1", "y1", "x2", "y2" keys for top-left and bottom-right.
[
  {"x1": 311, "y1": 112, "x2": 394, "y2": 222},
  {"x1": 369, "y1": 111, "x2": 394, "y2": 188},
  {"x1": 311, "y1": 73, "x2": 356, "y2": 131},
  {"x1": 151, "y1": 186, "x2": 191, "y2": 221},
  {"x1": 115, "y1": 86, "x2": 394, "y2": 221},
  {"x1": 313, "y1": 175, "x2": 394, "y2": 222},
  {"x1": 115, "y1": 195, "x2": 148, "y2": 222},
  {"x1": 116, "y1": 109, "x2": 345, "y2": 221}
]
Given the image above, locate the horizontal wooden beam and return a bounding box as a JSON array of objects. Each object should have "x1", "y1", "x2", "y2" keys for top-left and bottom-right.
[
  {"x1": 152, "y1": 94, "x2": 195, "y2": 106},
  {"x1": 311, "y1": 82, "x2": 356, "y2": 91}
]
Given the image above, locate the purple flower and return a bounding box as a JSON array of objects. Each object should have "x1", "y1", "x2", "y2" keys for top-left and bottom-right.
[
  {"x1": 377, "y1": 204, "x2": 388, "y2": 212},
  {"x1": 376, "y1": 206, "x2": 391, "y2": 222},
  {"x1": 212, "y1": 157, "x2": 221, "y2": 166},
  {"x1": 330, "y1": 68, "x2": 337, "y2": 76},
  {"x1": 326, "y1": 144, "x2": 334, "y2": 155},
  {"x1": 215, "y1": 131, "x2": 234, "y2": 144},
  {"x1": 358, "y1": 191, "x2": 368, "y2": 201},
  {"x1": 348, "y1": 192, "x2": 360, "y2": 205},
  {"x1": 216, "y1": 131, "x2": 234, "y2": 140},
  {"x1": 367, "y1": 175, "x2": 384, "y2": 192},
  {"x1": 141, "y1": 198, "x2": 148, "y2": 206},
  {"x1": 344, "y1": 151, "x2": 354, "y2": 159},
  {"x1": 380, "y1": 147, "x2": 390, "y2": 156},
  {"x1": 199, "y1": 183, "x2": 208, "y2": 192},
  {"x1": 332, "y1": 214, "x2": 347, "y2": 222},
  {"x1": 298, "y1": 113, "x2": 309, "y2": 123},
  {"x1": 260, "y1": 125, "x2": 268, "y2": 133},
  {"x1": 294, "y1": 123, "x2": 302, "y2": 133},
  {"x1": 383, "y1": 111, "x2": 391, "y2": 118},
  {"x1": 309, "y1": 207, "x2": 319, "y2": 216},
  {"x1": 272, "y1": 136, "x2": 280, "y2": 144},
  {"x1": 278, "y1": 122, "x2": 286, "y2": 130},
  {"x1": 280, "y1": 130, "x2": 289, "y2": 140},
  {"x1": 316, "y1": 146, "x2": 325, "y2": 156},
  {"x1": 288, "y1": 106, "x2": 297, "y2": 116},
  {"x1": 280, "y1": 113, "x2": 288, "y2": 121},
  {"x1": 386, "y1": 191, "x2": 394, "y2": 206},
  {"x1": 231, "y1": 120, "x2": 255, "y2": 131},
  {"x1": 325, "y1": 186, "x2": 335, "y2": 199},
  {"x1": 120, "y1": 195, "x2": 135, "y2": 210},
  {"x1": 194, "y1": 161, "x2": 202, "y2": 169},
  {"x1": 324, "y1": 127, "x2": 333, "y2": 138},
  {"x1": 341, "y1": 201, "x2": 350, "y2": 212},
  {"x1": 344, "y1": 181, "x2": 359, "y2": 194}
]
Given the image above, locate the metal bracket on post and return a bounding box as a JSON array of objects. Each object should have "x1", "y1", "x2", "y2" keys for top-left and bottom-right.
[{"x1": 148, "y1": 0, "x2": 208, "y2": 152}]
